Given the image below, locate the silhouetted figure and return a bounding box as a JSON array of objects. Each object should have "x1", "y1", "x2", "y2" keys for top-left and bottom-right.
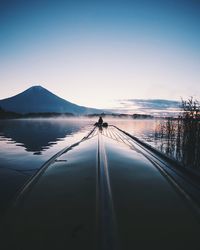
[
  {"x1": 94, "y1": 116, "x2": 108, "y2": 128},
  {"x1": 98, "y1": 116, "x2": 103, "y2": 125}
]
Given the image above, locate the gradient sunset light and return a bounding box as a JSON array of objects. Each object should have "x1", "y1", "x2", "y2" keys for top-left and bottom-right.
[{"x1": 1, "y1": 0, "x2": 200, "y2": 112}]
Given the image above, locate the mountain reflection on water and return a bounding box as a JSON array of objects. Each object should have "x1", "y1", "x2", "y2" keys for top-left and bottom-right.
[
  {"x1": 1, "y1": 118, "x2": 198, "y2": 216},
  {"x1": 0, "y1": 119, "x2": 91, "y2": 154},
  {"x1": 0, "y1": 118, "x2": 93, "y2": 214}
]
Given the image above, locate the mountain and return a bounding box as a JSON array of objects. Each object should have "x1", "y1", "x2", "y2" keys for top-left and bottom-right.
[{"x1": 0, "y1": 86, "x2": 102, "y2": 115}]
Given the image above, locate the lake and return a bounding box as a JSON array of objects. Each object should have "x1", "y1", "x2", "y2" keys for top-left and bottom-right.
[{"x1": 0, "y1": 118, "x2": 169, "y2": 213}]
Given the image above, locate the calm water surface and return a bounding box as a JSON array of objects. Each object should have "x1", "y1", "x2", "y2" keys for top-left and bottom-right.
[{"x1": 0, "y1": 118, "x2": 156, "y2": 213}]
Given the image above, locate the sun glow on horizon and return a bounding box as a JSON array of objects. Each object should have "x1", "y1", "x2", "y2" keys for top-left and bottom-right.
[{"x1": 0, "y1": 0, "x2": 199, "y2": 113}]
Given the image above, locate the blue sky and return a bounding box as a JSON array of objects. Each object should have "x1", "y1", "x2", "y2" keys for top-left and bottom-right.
[{"x1": 0, "y1": 0, "x2": 200, "y2": 112}]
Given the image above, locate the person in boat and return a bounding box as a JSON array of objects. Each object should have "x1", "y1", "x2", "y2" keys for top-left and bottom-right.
[
  {"x1": 98, "y1": 116, "x2": 103, "y2": 126},
  {"x1": 94, "y1": 116, "x2": 108, "y2": 127}
]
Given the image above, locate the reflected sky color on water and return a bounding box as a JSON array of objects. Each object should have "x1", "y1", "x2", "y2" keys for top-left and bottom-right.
[
  {"x1": 1, "y1": 124, "x2": 200, "y2": 249},
  {"x1": 0, "y1": 118, "x2": 157, "y2": 213},
  {"x1": 0, "y1": 119, "x2": 156, "y2": 157},
  {"x1": 0, "y1": 119, "x2": 157, "y2": 174},
  {"x1": 110, "y1": 119, "x2": 157, "y2": 143},
  {"x1": 0, "y1": 118, "x2": 94, "y2": 212},
  {"x1": 0, "y1": 119, "x2": 92, "y2": 154},
  {"x1": 0, "y1": 118, "x2": 198, "y2": 215}
]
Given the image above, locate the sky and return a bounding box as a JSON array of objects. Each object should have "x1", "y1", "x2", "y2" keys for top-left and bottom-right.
[{"x1": 0, "y1": 0, "x2": 200, "y2": 113}]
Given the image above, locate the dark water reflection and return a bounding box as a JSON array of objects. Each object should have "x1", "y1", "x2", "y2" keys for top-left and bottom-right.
[
  {"x1": 0, "y1": 119, "x2": 91, "y2": 154},
  {"x1": 1, "y1": 118, "x2": 198, "y2": 216},
  {"x1": 0, "y1": 118, "x2": 157, "y2": 215},
  {"x1": 0, "y1": 118, "x2": 93, "y2": 214}
]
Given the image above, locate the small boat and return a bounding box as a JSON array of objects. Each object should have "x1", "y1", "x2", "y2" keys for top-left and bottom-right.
[{"x1": 1, "y1": 125, "x2": 200, "y2": 250}]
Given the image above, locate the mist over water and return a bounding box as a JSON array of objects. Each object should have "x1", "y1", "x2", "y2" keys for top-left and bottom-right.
[
  {"x1": 0, "y1": 117, "x2": 198, "y2": 214},
  {"x1": 0, "y1": 118, "x2": 156, "y2": 210},
  {"x1": 0, "y1": 118, "x2": 94, "y2": 213}
]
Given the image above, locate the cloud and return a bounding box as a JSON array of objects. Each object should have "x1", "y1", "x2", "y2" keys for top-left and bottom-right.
[
  {"x1": 127, "y1": 99, "x2": 180, "y2": 110},
  {"x1": 110, "y1": 99, "x2": 181, "y2": 116}
]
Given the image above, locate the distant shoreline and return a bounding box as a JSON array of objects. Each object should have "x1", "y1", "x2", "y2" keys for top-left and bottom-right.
[{"x1": 0, "y1": 108, "x2": 155, "y2": 120}]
